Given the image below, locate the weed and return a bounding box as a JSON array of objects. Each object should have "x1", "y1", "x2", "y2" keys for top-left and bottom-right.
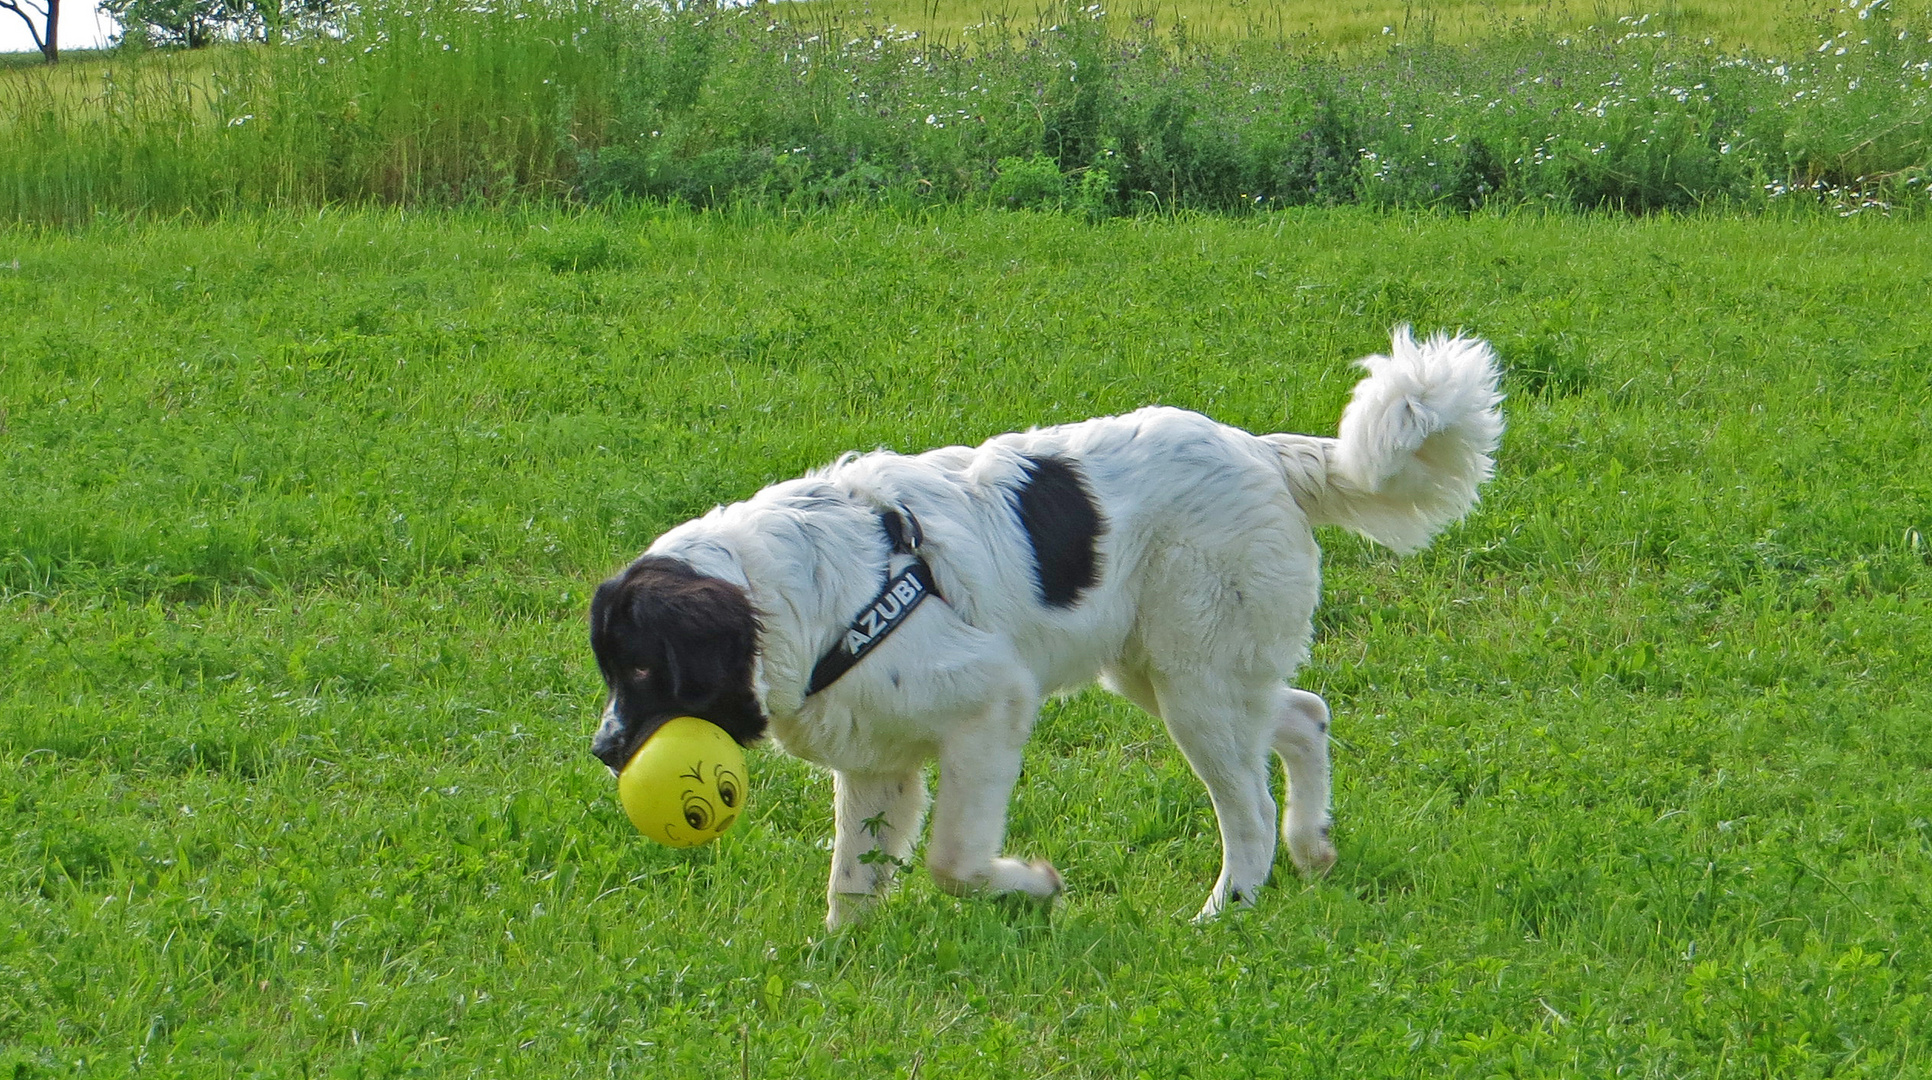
[{"x1": 5, "y1": 1, "x2": 1932, "y2": 220}]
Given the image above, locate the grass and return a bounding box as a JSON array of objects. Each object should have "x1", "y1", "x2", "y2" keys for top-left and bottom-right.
[
  {"x1": 0, "y1": 46, "x2": 222, "y2": 123},
  {"x1": 793, "y1": 0, "x2": 1837, "y2": 53},
  {"x1": 3, "y1": 204, "x2": 1930, "y2": 1077},
  {"x1": 5, "y1": 0, "x2": 1932, "y2": 221}
]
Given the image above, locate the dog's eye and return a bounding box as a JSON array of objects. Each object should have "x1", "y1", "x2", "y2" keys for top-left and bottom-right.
[
  {"x1": 682, "y1": 795, "x2": 713, "y2": 831},
  {"x1": 630, "y1": 666, "x2": 651, "y2": 684}
]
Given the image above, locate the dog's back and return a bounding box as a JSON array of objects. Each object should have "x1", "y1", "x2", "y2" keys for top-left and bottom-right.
[{"x1": 809, "y1": 326, "x2": 1503, "y2": 695}]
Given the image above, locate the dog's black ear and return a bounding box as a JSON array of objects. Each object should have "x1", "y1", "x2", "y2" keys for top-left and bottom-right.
[
  {"x1": 655, "y1": 588, "x2": 757, "y2": 707},
  {"x1": 589, "y1": 575, "x2": 646, "y2": 686},
  {"x1": 660, "y1": 639, "x2": 707, "y2": 703},
  {"x1": 590, "y1": 578, "x2": 622, "y2": 646}
]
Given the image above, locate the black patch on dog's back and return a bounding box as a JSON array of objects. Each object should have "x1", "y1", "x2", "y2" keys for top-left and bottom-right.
[{"x1": 1015, "y1": 455, "x2": 1102, "y2": 607}]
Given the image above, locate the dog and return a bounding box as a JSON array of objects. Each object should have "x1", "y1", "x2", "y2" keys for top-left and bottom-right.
[{"x1": 590, "y1": 327, "x2": 1503, "y2": 927}]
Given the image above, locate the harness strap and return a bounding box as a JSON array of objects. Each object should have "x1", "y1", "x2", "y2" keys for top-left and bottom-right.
[{"x1": 805, "y1": 510, "x2": 941, "y2": 696}]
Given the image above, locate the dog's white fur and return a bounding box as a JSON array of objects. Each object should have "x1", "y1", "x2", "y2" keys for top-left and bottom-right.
[{"x1": 612, "y1": 328, "x2": 1503, "y2": 926}]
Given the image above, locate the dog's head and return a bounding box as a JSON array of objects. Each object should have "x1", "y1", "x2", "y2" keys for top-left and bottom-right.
[{"x1": 588, "y1": 555, "x2": 767, "y2": 773}]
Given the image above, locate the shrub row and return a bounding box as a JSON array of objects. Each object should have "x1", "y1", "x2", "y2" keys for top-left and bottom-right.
[{"x1": 4, "y1": 0, "x2": 1930, "y2": 221}]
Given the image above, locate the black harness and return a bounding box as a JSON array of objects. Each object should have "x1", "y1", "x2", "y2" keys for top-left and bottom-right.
[{"x1": 806, "y1": 510, "x2": 942, "y2": 696}]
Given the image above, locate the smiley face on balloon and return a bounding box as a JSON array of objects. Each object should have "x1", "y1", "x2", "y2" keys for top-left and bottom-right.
[{"x1": 616, "y1": 716, "x2": 747, "y2": 847}]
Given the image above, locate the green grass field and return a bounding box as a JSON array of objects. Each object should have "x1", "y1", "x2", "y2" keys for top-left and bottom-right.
[
  {"x1": 791, "y1": 0, "x2": 1842, "y2": 52},
  {"x1": 7, "y1": 0, "x2": 1932, "y2": 222},
  {"x1": 3, "y1": 205, "x2": 1930, "y2": 1076}
]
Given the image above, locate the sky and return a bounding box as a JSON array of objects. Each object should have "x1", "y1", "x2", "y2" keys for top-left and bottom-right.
[{"x1": 2, "y1": 4, "x2": 121, "y2": 53}]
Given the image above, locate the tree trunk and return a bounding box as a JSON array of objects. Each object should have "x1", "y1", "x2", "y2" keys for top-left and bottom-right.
[{"x1": 1, "y1": 0, "x2": 60, "y2": 63}]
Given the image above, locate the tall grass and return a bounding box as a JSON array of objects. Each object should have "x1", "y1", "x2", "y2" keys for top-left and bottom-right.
[
  {"x1": 1, "y1": 0, "x2": 625, "y2": 219},
  {"x1": 3, "y1": 0, "x2": 1931, "y2": 220},
  {"x1": 794, "y1": 0, "x2": 1824, "y2": 55}
]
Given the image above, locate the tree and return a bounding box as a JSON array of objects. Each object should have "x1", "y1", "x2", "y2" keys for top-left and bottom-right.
[
  {"x1": 103, "y1": 0, "x2": 335, "y2": 48},
  {"x1": 0, "y1": 0, "x2": 59, "y2": 63},
  {"x1": 102, "y1": 0, "x2": 225, "y2": 48}
]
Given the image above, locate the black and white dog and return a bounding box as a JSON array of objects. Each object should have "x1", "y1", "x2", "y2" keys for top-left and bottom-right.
[{"x1": 591, "y1": 328, "x2": 1504, "y2": 927}]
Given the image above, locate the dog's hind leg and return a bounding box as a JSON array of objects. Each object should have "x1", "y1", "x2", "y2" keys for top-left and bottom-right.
[
  {"x1": 1100, "y1": 665, "x2": 1162, "y2": 719},
  {"x1": 925, "y1": 686, "x2": 1063, "y2": 903},
  {"x1": 1154, "y1": 676, "x2": 1283, "y2": 922},
  {"x1": 827, "y1": 767, "x2": 928, "y2": 929},
  {"x1": 1274, "y1": 687, "x2": 1337, "y2": 876}
]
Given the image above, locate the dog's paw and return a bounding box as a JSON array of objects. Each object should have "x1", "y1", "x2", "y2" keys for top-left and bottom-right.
[
  {"x1": 994, "y1": 856, "x2": 1062, "y2": 900},
  {"x1": 1026, "y1": 858, "x2": 1064, "y2": 900},
  {"x1": 826, "y1": 892, "x2": 879, "y2": 930},
  {"x1": 938, "y1": 856, "x2": 1063, "y2": 899},
  {"x1": 1287, "y1": 828, "x2": 1338, "y2": 877},
  {"x1": 1191, "y1": 883, "x2": 1257, "y2": 924}
]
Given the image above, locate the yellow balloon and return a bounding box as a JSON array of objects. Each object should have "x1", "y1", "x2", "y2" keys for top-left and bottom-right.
[{"x1": 617, "y1": 717, "x2": 748, "y2": 848}]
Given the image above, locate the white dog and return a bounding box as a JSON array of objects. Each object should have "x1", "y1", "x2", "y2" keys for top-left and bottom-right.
[{"x1": 590, "y1": 328, "x2": 1504, "y2": 927}]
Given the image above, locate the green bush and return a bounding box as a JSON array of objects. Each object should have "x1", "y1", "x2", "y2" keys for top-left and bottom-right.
[
  {"x1": 3, "y1": 0, "x2": 1930, "y2": 221},
  {"x1": 991, "y1": 154, "x2": 1066, "y2": 209}
]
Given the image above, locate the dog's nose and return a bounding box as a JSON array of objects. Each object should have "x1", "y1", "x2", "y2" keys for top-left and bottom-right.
[
  {"x1": 591, "y1": 729, "x2": 633, "y2": 773},
  {"x1": 592, "y1": 708, "x2": 676, "y2": 774},
  {"x1": 590, "y1": 706, "x2": 634, "y2": 772}
]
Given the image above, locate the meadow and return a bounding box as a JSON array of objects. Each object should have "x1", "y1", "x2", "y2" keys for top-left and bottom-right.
[
  {"x1": 3, "y1": 204, "x2": 1931, "y2": 1077},
  {"x1": 798, "y1": 0, "x2": 1852, "y2": 52},
  {"x1": 4, "y1": 0, "x2": 1932, "y2": 222},
  {"x1": 5, "y1": 0, "x2": 1932, "y2": 1074}
]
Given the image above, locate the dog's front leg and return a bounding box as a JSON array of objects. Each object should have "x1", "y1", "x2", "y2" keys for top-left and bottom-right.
[
  {"x1": 925, "y1": 694, "x2": 1062, "y2": 902},
  {"x1": 826, "y1": 768, "x2": 927, "y2": 929}
]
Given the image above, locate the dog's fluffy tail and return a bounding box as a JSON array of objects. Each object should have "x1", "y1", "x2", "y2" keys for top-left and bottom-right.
[{"x1": 1267, "y1": 327, "x2": 1505, "y2": 555}]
